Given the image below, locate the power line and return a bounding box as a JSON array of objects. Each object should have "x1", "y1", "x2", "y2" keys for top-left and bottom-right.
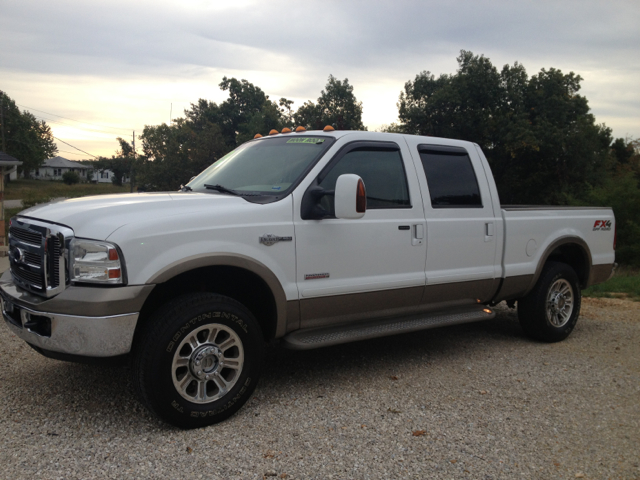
[
  {"x1": 32, "y1": 114, "x2": 125, "y2": 137},
  {"x1": 58, "y1": 149, "x2": 90, "y2": 156},
  {"x1": 53, "y1": 136, "x2": 98, "y2": 159},
  {"x1": 16, "y1": 103, "x2": 134, "y2": 135}
]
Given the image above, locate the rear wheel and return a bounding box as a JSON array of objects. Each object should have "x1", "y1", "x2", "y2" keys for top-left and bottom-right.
[
  {"x1": 132, "y1": 293, "x2": 263, "y2": 428},
  {"x1": 518, "y1": 261, "x2": 581, "y2": 342}
]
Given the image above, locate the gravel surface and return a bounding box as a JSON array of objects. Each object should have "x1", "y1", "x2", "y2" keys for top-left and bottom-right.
[{"x1": 1, "y1": 298, "x2": 638, "y2": 479}]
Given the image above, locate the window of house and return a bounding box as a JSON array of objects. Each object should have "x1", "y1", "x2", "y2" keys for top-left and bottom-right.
[
  {"x1": 418, "y1": 146, "x2": 482, "y2": 208},
  {"x1": 318, "y1": 146, "x2": 411, "y2": 214}
]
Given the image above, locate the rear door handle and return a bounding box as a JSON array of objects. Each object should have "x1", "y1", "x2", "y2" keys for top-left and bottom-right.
[{"x1": 485, "y1": 222, "x2": 494, "y2": 242}]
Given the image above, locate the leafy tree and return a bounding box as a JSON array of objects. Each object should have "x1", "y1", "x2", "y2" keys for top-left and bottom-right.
[
  {"x1": 218, "y1": 77, "x2": 286, "y2": 146},
  {"x1": 397, "y1": 51, "x2": 612, "y2": 205},
  {"x1": 0, "y1": 90, "x2": 57, "y2": 176},
  {"x1": 136, "y1": 78, "x2": 288, "y2": 191},
  {"x1": 570, "y1": 139, "x2": 640, "y2": 266},
  {"x1": 294, "y1": 75, "x2": 366, "y2": 131},
  {"x1": 92, "y1": 138, "x2": 134, "y2": 186},
  {"x1": 62, "y1": 171, "x2": 79, "y2": 185}
]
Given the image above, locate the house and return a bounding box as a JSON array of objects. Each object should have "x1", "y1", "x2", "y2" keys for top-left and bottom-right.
[
  {"x1": 35, "y1": 156, "x2": 91, "y2": 181},
  {"x1": 0, "y1": 151, "x2": 22, "y2": 182},
  {"x1": 95, "y1": 169, "x2": 130, "y2": 184}
]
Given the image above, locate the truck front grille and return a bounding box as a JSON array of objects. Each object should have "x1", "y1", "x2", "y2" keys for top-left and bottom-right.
[{"x1": 8, "y1": 219, "x2": 72, "y2": 298}]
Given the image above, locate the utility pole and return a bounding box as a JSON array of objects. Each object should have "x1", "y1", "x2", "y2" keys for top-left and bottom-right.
[
  {"x1": 130, "y1": 130, "x2": 135, "y2": 193},
  {"x1": 0, "y1": 91, "x2": 6, "y2": 153}
]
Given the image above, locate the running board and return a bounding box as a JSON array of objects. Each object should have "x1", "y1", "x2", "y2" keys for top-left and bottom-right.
[{"x1": 282, "y1": 304, "x2": 495, "y2": 350}]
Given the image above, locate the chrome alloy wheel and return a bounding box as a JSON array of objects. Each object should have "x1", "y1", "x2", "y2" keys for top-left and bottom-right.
[
  {"x1": 546, "y1": 279, "x2": 574, "y2": 328},
  {"x1": 171, "y1": 324, "x2": 244, "y2": 404}
]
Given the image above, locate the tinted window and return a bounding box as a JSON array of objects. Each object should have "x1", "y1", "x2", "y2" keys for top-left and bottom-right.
[
  {"x1": 419, "y1": 147, "x2": 482, "y2": 208},
  {"x1": 319, "y1": 148, "x2": 411, "y2": 212}
]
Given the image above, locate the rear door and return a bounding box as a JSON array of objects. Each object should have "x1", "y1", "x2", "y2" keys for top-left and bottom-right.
[
  {"x1": 404, "y1": 139, "x2": 499, "y2": 303},
  {"x1": 293, "y1": 139, "x2": 427, "y2": 328}
]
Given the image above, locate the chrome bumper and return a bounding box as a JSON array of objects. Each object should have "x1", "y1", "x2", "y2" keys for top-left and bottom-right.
[{"x1": 1, "y1": 291, "x2": 139, "y2": 357}]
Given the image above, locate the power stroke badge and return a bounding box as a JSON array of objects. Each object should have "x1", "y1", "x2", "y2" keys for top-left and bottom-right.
[{"x1": 259, "y1": 234, "x2": 293, "y2": 246}]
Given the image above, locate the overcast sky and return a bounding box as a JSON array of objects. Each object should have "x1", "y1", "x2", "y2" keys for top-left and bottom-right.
[{"x1": 1, "y1": 0, "x2": 638, "y2": 158}]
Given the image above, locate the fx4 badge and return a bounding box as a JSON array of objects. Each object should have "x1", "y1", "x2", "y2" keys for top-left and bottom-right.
[
  {"x1": 593, "y1": 220, "x2": 612, "y2": 231},
  {"x1": 259, "y1": 234, "x2": 293, "y2": 246}
]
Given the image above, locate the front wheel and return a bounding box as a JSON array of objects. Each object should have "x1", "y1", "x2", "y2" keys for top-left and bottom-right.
[
  {"x1": 517, "y1": 261, "x2": 582, "y2": 342},
  {"x1": 132, "y1": 293, "x2": 264, "y2": 428}
]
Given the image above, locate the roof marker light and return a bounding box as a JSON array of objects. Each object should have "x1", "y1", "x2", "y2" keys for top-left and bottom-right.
[
  {"x1": 254, "y1": 133, "x2": 263, "y2": 139},
  {"x1": 281, "y1": 127, "x2": 292, "y2": 134},
  {"x1": 295, "y1": 126, "x2": 306, "y2": 132},
  {"x1": 323, "y1": 125, "x2": 335, "y2": 132},
  {"x1": 269, "y1": 129, "x2": 279, "y2": 135}
]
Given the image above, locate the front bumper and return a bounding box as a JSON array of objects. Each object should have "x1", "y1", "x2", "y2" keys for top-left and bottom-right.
[{"x1": 0, "y1": 270, "x2": 154, "y2": 357}]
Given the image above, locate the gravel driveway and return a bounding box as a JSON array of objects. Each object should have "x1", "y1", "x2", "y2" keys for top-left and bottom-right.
[{"x1": 1, "y1": 298, "x2": 638, "y2": 480}]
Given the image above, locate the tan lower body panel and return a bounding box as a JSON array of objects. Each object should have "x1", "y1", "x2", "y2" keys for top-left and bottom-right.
[
  {"x1": 299, "y1": 278, "x2": 501, "y2": 330},
  {"x1": 588, "y1": 263, "x2": 615, "y2": 287}
]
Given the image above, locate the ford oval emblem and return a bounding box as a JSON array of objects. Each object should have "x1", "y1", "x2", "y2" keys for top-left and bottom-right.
[{"x1": 11, "y1": 247, "x2": 24, "y2": 264}]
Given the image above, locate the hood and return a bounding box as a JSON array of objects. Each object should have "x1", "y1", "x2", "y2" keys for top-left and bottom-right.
[{"x1": 17, "y1": 192, "x2": 251, "y2": 239}]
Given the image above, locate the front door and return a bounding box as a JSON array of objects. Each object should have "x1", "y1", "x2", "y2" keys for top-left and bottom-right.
[{"x1": 294, "y1": 140, "x2": 427, "y2": 329}]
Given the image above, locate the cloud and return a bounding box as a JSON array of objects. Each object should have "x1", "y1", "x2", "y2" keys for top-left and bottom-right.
[{"x1": 1, "y1": 0, "x2": 638, "y2": 155}]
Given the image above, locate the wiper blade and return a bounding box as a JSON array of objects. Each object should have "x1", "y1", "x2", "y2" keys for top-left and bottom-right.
[
  {"x1": 180, "y1": 184, "x2": 192, "y2": 192},
  {"x1": 204, "y1": 184, "x2": 241, "y2": 196}
]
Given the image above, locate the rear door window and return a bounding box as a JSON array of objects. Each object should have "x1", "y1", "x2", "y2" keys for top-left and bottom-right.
[{"x1": 418, "y1": 145, "x2": 482, "y2": 208}]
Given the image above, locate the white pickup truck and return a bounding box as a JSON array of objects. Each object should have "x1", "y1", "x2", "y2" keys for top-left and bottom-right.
[{"x1": 1, "y1": 130, "x2": 615, "y2": 428}]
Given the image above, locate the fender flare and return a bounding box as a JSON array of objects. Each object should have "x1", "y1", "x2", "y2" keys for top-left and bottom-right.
[
  {"x1": 147, "y1": 253, "x2": 289, "y2": 337},
  {"x1": 523, "y1": 236, "x2": 592, "y2": 296}
]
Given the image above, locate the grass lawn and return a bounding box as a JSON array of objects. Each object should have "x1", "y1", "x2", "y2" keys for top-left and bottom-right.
[
  {"x1": 583, "y1": 265, "x2": 640, "y2": 301},
  {"x1": 3, "y1": 179, "x2": 130, "y2": 201},
  {"x1": 2, "y1": 179, "x2": 131, "y2": 238}
]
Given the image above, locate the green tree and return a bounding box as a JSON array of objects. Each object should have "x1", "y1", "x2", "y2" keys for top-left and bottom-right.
[
  {"x1": 93, "y1": 138, "x2": 134, "y2": 186},
  {"x1": 136, "y1": 78, "x2": 289, "y2": 191},
  {"x1": 0, "y1": 90, "x2": 57, "y2": 176},
  {"x1": 294, "y1": 75, "x2": 366, "y2": 131},
  {"x1": 218, "y1": 77, "x2": 286, "y2": 146},
  {"x1": 397, "y1": 51, "x2": 612, "y2": 205}
]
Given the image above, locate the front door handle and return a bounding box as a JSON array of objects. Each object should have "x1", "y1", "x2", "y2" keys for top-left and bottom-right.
[{"x1": 412, "y1": 224, "x2": 424, "y2": 246}]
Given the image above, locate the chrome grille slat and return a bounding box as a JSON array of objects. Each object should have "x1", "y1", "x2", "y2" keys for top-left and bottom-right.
[
  {"x1": 9, "y1": 227, "x2": 42, "y2": 246},
  {"x1": 13, "y1": 267, "x2": 44, "y2": 289},
  {"x1": 8, "y1": 219, "x2": 72, "y2": 297}
]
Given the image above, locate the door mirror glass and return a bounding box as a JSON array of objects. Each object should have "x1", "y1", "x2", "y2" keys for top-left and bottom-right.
[{"x1": 335, "y1": 174, "x2": 366, "y2": 219}]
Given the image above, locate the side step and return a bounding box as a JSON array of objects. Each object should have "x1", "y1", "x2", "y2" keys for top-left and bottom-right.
[{"x1": 282, "y1": 304, "x2": 495, "y2": 350}]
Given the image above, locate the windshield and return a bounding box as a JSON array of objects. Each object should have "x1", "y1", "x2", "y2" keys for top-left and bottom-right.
[{"x1": 188, "y1": 136, "x2": 335, "y2": 197}]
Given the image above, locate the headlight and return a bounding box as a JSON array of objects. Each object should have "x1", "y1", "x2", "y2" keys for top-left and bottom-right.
[{"x1": 69, "y1": 238, "x2": 125, "y2": 284}]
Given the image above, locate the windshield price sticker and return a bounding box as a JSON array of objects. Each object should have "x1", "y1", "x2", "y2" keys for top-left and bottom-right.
[{"x1": 286, "y1": 138, "x2": 325, "y2": 144}]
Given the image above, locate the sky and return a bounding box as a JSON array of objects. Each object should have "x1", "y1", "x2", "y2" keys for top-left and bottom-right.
[{"x1": 1, "y1": 0, "x2": 639, "y2": 159}]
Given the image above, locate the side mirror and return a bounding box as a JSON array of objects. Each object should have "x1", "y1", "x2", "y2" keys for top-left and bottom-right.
[{"x1": 335, "y1": 174, "x2": 366, "y2": 219}]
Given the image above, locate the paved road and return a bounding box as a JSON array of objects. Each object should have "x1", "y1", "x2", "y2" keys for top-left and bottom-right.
[
  {"x1": 0, "y1": 295, "x2": 638, "y2": 479},
  {"x1": 3, "y1": 199, "x2": 23, "y2": 208}
]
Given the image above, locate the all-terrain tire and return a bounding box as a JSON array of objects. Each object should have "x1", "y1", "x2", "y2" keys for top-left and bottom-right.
[
  {"x1": 518, "y1": 261, "x2": 582, "y2": 343},
  {"x1": 132, "y1": 293, "x2": 263, "y2": 429}
]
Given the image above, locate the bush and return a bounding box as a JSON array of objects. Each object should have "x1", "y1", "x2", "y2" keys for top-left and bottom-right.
[{"x1": 62, "y1": 171, "x2": 80, "y2": 185}]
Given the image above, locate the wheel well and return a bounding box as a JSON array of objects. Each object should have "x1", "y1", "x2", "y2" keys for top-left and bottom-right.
[
  {"x1": 546, "y1": 243, "x2": 590, "y2": 288},
  {"x1": 135, "y1": 266, "x2": 278, "y2": 342}
]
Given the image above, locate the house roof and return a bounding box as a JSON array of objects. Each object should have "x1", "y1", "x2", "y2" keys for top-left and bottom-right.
[
  {"x1": 0, "y1": 151, "x2": 23, "y2": 166},
  {"x1": 43, "y1": 156, "x2": 90, "y2": 169}
]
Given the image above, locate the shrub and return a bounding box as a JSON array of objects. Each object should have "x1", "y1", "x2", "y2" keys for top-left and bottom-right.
[{"x1": 62, "y1": 171, "x2": 80, "y2": 185}]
